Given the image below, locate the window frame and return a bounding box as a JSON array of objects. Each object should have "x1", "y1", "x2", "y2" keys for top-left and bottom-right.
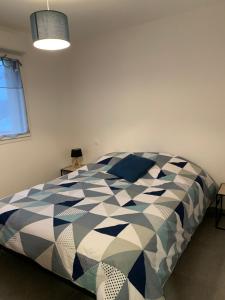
[{"x1": 0, "y1": 54, "x2": 31, "y2": 144}]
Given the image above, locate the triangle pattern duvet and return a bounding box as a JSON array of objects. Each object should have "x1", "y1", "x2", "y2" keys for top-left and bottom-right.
[{"x1": 0, "y1": 152, "x2": 217, "y2": 300}]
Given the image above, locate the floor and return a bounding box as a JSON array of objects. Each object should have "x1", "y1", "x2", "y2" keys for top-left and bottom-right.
[{"x1": 0, "y1": 211, "x2": 224, "y2": 300}]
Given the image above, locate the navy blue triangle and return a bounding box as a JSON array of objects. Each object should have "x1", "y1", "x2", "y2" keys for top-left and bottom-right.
[
  {"x1": 0, "y1": 209, "x2": 18, "y2": 225},
  {"x1": 59, "y1": 182, "x2": 78, "y2": 188},
  {"x1": 95, "y1": 223, "x2": 128, "y2": 237},
  {"x1": 170, "y1": 162, "x2": 187, "y2": 168},
  {"x1": 110, "y1": 186, "x2": 121, "y2": 191},
  {"x1": 53, "y1": 218, "x2": 70, "y2": 227},
  {"x1": 157, "y1": 170, "x2": 166, "y2": 178},
  {"x1": 123, "y1": 200, "x2": 136, "y2": 207},
  {"x1": 58, "y1": 199, "x2": 84, "y2": 207},
  {"x1": 175, "y1": 202, "x2": 184, "y2": 227},
  {"x1": 195, "y1": 176, "x2": 204, "y2": 190},
  {"x1": 144, "y1": 190, "x2": 165, "y2": 196},
  {"x1": 72, "y1": 254, "x2": 84, "y2": 281},
  {"x1": 98, "y1": 157, "x2": 112, "y2": 165},
  {"x1": 128, "y1": 252, "x2": 146, "y2": 297}
]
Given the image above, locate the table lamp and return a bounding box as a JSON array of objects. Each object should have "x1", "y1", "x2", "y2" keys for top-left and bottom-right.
[{"x1": 71, "y1": 148, "x2": 83, "y2": 167}]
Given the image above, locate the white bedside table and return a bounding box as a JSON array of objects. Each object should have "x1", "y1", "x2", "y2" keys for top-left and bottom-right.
[{"x1": 61, "y1": 165, "x2": 83, "y2": 176}]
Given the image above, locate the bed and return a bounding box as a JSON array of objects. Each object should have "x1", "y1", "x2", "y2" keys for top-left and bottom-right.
[{"x1": 0, "y1": 152, "x2": 217, "y2": 300}]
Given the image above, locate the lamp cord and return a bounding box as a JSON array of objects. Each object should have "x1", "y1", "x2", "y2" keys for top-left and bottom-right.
[{"x1": 47, "y1": 0, "x2": 50, "y2": 10}]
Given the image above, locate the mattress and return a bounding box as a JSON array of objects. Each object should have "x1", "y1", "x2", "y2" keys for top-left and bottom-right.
[{"x1": 0, "y1": 152, "x2": 217, "y2": 300}]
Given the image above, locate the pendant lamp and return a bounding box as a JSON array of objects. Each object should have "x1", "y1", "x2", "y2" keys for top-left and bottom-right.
[{"x1": 30, "y1": 0, "x2": 70, "y2": 51}]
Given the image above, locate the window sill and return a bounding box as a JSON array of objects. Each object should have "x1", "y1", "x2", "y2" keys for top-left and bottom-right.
[{"x1": 0, "y1": 133, "x2": 31, "y2": 145}]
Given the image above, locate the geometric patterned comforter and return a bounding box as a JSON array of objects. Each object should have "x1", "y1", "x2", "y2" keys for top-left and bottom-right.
[{"x1": 0, "y1": 152, "x2": 217, "y2": 300}]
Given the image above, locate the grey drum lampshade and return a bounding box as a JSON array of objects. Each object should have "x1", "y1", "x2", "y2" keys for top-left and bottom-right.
[{"x1": 30, "y1": 10, "x2": 70, "y2": 50}]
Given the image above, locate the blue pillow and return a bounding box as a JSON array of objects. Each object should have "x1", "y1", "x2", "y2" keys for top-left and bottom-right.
[{"x1": 108, "y1": 154, "x2": 155, "y2": 183}]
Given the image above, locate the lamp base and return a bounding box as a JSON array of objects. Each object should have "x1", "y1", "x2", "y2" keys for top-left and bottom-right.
[{"x1": 72, "y1": 157, "x2": 82, "y2": 168}]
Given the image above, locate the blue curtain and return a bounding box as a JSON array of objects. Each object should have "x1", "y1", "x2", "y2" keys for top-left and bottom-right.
[{"x1": 0, "y1": 58, "x2": 29, "y2": 139}]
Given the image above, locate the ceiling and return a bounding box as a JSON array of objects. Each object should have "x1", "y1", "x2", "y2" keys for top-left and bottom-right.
[{"x1": 0, "y1": 0, "x2": 223, "y2": 39}]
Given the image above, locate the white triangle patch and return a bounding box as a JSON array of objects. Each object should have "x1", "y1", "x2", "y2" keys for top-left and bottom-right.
[
  {"x1": 118, "y1": 224, "x2": 142, "y2": 248},
  {"x1": 21, "y1": 218, "x2": 55, "y2": 242},
  {"x1": 88, "y1": 186, "x2": 113, "y2": 195},
  {"x1": 38, "y1": 204, "x2": 54, "y2": 217},
  {"x1": 5, "y1": 232, "x2": 26, "y2": 255},
  {"x1": 10, "y1": 189, "x2": 30, "y2": 203}
]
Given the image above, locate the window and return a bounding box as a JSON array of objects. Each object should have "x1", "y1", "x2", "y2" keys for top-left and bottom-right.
[{"x1": 0, "y1": 57, "x2": 29, "y2": 141}]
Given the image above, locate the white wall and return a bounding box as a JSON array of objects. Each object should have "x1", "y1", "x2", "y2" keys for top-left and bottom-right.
[
  {"x1": 1, "y1": 2, "x2": 225, "y2": 198},
  {"x1": 68, "y1": 2, "x2": 225, "y2": 184},
  {"x1": 0, "y1": 27, "x2": 72, "y2": 197}
]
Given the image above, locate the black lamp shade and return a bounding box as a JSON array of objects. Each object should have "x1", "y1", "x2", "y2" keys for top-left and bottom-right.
[
  {"x1": 30, "y1": 10, "x2": 70, "y2": 50},
  {"x1": 71, "y1": 148, "x2": 82, "y2": 158}
]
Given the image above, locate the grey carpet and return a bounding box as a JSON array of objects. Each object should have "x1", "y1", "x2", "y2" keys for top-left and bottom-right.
[{"x1": 0, "y1": 211, "x2": 223, "y2": 300}]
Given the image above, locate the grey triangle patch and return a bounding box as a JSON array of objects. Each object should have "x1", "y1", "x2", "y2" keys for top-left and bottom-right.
[
  {"x1": 52, "y1": 245, "x2": 71, "y2": 280},
  {"x1": 20, "y1": 232, "x2": 53, "y2": 260}
]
